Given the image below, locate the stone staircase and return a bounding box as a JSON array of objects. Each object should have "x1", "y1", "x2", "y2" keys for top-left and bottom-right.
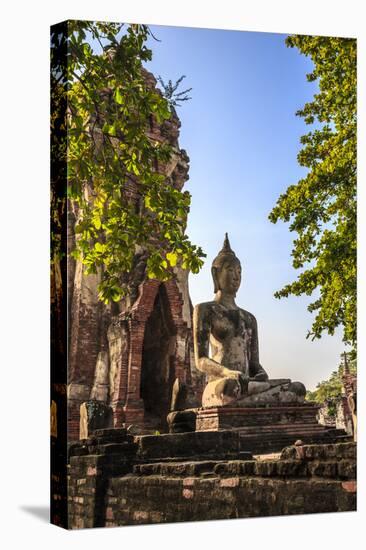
[
  {"x1": 195, "y1": 403, "x2": 351, "y2": 454},
  {"x1": 237, "y1": 425, "x2": 350, "y2": 454}
]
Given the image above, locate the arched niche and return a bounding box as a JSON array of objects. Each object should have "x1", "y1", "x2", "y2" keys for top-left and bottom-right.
[{"x1": 140, "y1": 284, "x2": 177, "y2": 430}]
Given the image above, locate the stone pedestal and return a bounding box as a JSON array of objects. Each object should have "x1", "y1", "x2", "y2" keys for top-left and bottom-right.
[
  {"x1": 196, "y1": 403, "x2": 321, "y2": 431},
  {"x1": 196, "y1": 403, "x2": 350, "y2": 453}
]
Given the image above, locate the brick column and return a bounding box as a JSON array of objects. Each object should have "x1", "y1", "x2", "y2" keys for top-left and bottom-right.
[
  {"x1": 108, "y1": 320, "x2": 130, "y2": 427},
  {"x1": 173, "y1": 326, "x2": 188, "y2": 382},
  {"x1": 123, "y1": 318, "x2": 145, "y2": 425},
  {"x1": 164, "y1": 279, "x2": 187, "y2": 384}
]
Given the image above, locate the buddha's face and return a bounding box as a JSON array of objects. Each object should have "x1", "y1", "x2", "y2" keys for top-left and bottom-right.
[{"x1": 215, "y1": 259, "x2": 242, "y2": 294}]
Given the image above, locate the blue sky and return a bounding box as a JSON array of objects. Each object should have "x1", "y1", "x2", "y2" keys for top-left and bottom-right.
[
  {"x1": 91, "y1": 24, "x2": 345, "y2": 390},
  {"x1": 142, "y1": 25, "x2": 345, "y2": 390}
]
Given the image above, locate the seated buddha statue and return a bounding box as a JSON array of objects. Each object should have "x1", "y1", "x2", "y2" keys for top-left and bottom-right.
[{"x1": 193, "y1": 234, "x2": 306, "y2": 408}]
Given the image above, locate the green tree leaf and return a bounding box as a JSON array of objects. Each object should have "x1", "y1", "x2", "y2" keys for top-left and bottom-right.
[
  {"x1": 166, "y1": 251, "x2": 178, "y2": 267},
  {"x1": 51, "y1": 22, "x2": 206, "y2": 303},
  {"x1": 269, "y1": 36, "x2": 356, "y2": 349}
]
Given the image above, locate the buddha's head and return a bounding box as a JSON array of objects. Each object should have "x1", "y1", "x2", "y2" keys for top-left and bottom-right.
[{"x1": 211, "y1": 234, "x2": 242, "y2": 295}]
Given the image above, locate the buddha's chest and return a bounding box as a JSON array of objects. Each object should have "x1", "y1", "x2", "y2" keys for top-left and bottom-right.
[{"x1": 210, "y1": 308, "x2": 252, "y2": 343}]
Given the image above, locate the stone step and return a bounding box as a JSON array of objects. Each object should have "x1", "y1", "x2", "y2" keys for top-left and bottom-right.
[
  {"x1": 238, "y1": 429, "x2": 331, "y2": 437},
  {"x1": 239, "y1": 432, "x2": 351, "y2": 454},
  {"x1": 237, "y1": 424, "x2": 327, "y2": 434},
  {"x1": 244, "y1": 429, "x2": 329, "y2": 436},
  {"x1": 134, "y1": 425, "x2": 351, "y2": 461}
]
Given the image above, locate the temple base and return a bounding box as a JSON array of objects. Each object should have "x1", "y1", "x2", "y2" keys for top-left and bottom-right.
[{"x1": 196, "y1": 403, "x2": 350, "y2": 453}]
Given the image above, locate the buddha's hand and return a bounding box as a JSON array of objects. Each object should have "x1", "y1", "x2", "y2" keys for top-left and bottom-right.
[{"x1": 224, "y1": 369, "x2": 249, "y2": 395}]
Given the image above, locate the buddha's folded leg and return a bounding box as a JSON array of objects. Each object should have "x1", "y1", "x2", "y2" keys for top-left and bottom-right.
[
  {"x1": 237, "y1": 380, "x2": 306, "y2": 406},
  {"x1": 202, "y1": 377, "x2": 242, "y2": 407}
]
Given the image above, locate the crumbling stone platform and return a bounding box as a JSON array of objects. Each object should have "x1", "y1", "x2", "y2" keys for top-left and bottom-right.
[
  {"x1": 135, "y1": 430, "x2": 252, "y2": 462},
  {"x1": 67, "y1": 428, "x2": 356, "y2": 529}
]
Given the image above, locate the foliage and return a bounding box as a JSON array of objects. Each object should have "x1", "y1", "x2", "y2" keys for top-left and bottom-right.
[
  {"x1": 306, "y1": 351, "x2": 356, "y2": 403},
  {"x1": 157, "y1": 75, "x2": 192, "y2": 108},
  {"x1": 50, "y1": 22, "x2": 205, "y2": 304},
  {"x1": 269, "y1": 36, "x2": 357, "y2": 347},
  {"x1": 326, "y1": 401, "x2": 337, "y2": 418}
]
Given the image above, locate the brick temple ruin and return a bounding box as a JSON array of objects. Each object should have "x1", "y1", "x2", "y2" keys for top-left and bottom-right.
[
  {"x1": 318, "y1": 360, "x2": 357, "y2": 439},
  {"x1": 64, "y1": 70, "x2": 204, "y2": 441}
]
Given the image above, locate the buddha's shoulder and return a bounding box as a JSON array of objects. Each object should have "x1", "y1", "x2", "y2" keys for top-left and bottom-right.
[
  {"x1": 239, "y1": 308, "x2": 258, "y2": 325},
  {"x1": 194, "y1": 300, "x2": 216, "y2": 311},
  {"x1": 193, "y1": 301, "x2": 218, "y2": 316}
]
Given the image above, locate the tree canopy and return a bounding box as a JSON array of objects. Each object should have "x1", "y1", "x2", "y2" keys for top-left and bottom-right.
[
  {"x1": 269, "y1": 36, "x2": 356, "y2": 348},
  {"x1": 51, "y1": 21, "x2": 205, "y2": 304}
]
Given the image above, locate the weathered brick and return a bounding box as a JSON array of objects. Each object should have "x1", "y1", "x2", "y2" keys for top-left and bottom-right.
[
  {"x1": 220, "y1": 477, "x2": 240, "y2": 488},
  {"x1": 182, "y1": 488, "x2": 194, "y2": 499}
]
